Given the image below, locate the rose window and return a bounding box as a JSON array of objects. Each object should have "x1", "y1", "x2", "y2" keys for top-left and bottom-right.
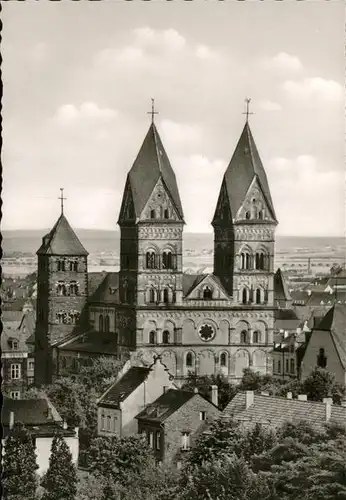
[{"x1": 199, "y1": 324, "x2": 215, "y2": 342}]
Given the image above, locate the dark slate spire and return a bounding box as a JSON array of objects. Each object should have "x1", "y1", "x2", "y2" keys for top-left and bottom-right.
[
  {"x1": 215, "y1": 122, "x2": 277, "y2": 222},
  {"x1": 119, "y1": 122, "x2": 184, "y2": 223},
  {"x1": 37, "y1": 214, "x2": 88, "y2": 256},
  {"x1": 274, "y1": 268, "x2": 291, "y2": 302}
]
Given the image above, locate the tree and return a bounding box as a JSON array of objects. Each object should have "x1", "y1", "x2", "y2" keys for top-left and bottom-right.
[
  {"x1": 78, "y1": 356, "x2": 123, "y2": 393},
  {"x1": 301, "y1": 368, "x2": 345, "y2": 404},
  {"x1": 41, "y1": 433, "x2": 77, "y2": 500},
  {"x1": 2, "y1": 423, "x2": 39, "y2": 500},
  {"x1": 181, "y1": 373, "x2": 237, "y2": 410},
  {"x1": 239, "y1": 369, "x2": 280, "y2": 394},
  {"x1": 242, "y1": 423, "x2": 277, "y2": 462}
]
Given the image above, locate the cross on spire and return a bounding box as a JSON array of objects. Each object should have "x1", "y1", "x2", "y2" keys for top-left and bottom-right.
[
  {"x1": 147, "y1": 98, "x2": 158, "y2": 123},
  {"x1": 58, "y1": 188, "x2": 66, "y2": 214},
  {"x1": 243, "y1": 97, "x2": 254, "y2": 122}
]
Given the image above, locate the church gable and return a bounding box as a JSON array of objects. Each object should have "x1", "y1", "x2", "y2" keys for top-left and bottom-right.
[
  {"x1": 118, "y1": 178, "x2": 136, "y2": 225},
  {"x1": 139, "y1": 177, "x2": 181, "y2": 222},
  {"x1": 185, "y1": 274, "x2": 230, "y2": 300},
  {"x1": 235, "y1": 177, "x2": 276, "y2": 222},
  {"x1": 212, "y1": 180, "x2": 232, "y2": 225}
]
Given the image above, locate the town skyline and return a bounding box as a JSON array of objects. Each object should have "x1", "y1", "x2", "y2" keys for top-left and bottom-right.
[{"x1": 2, "y1": 1, "x2": 344, "y2": 236}]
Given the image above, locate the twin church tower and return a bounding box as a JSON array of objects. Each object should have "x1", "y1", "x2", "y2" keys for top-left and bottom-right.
[{"x1": 35, "y1": 101, "x2": 278, "y2": 385}]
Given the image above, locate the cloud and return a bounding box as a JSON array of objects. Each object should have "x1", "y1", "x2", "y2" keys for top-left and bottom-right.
[
  {"x1": 283, "y1": 77, "x2": 343, "y2": 102},
  {"x1": 195, "y1": 44, "x2": 220, "y2": 61},
  {"x1": 258, "y1": 100, "x2": 282, "y2": 111},
  {"x1": 54, "y1": 102, "x2": 118, "y2": 124},
  {"x1": 134, "y1": 27, "x2": 186, "y2": 51},
  {"x1": 262, "y1": 52, "x2": 303, "y2": 73},
  {"x1": 160, "y1": 120, "x2": 203, "y2": 150}
]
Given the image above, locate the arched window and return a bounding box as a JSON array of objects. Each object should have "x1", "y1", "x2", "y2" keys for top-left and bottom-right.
[
  {"x1": 101, "y1": 413, "x2": 106, "y2": 430},
  {"x1": 162, "y1": 330, "x2": 170, "y2": 344},
  {"x1": 203, "y1": 286, "x2": 213, "y2": 300},
  {"x1": 253, "y1": 331, "x2": 261, "y2": 343},
  {"x1": 162, "y1": 251, "x2": 172, "y2": 269},
  {"x1": 240, "y1": 330, "x2": 248, "y2": 344},
  {"x1": 99, "y1": 315, "x2": 104, "y2": 333},
  {"x1": 245, "y1": 253, "x2": 251, "y2": 269},
  {"x1": 258, "y1": 210, "x2": 263, "y2": 220},
  {"x1": 260, "y1": 253, "x2": 265, "y2": 270},
  {"x1": 149, "y1": 331, "x2": 156, "y2": 344},
  {"x1": 241, "y1": 253, "x2": 245, "y2": 269},
  {"x1": 150, "y1": 209, "x2": 156, "y2": 219},
  {"x1": 163, "y1": 288, "x2": 169, "y2": 303},
  {"x1": 317, "y1": 348, "x2": 327, "y2": 368},
  {"x1": 146, "y1": 252, "x2": 156, "y2": 269},
  {"x1": 70, "y1": 281, "x2": 78, "y2": 296},
  {"x1": 245, "y1": 211, "x2": 251, "y2": 220},
  {"x1": 57, "y1": 260, "x2": 65, "y2": 272},
  {"x1": 186, "y1": 352, "x2": 193, "y2": 367},
  {"x1": 242, "y1": 289, "x2": 248, "y2": 304},
  {"x1": 104, "y1": 315, "x2": 110, "y2": 333},
  {"x1": 164, "y1": 208, "x2": 169, "y2": 219},
  {"x1": 256, "y1": 289, "x2": 261, "y2": 304},
  {"x1": 220, "y1": 352, "x2": 227, "y2": 367},
  {"x1": 149, "y1": 288, "x2": 156, "y2": 303}
]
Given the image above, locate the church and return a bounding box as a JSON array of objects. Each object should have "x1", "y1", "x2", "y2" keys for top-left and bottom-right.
[{"x1": 34, "y1": 107, "x2": 278, "y2": 386}]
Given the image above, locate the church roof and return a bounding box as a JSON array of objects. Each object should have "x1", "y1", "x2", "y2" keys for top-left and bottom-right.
[
  {"x1": 221, "y1": 122, "x2": 276, "y2": 221},
  {"x1": 274, "y1": 268, "x2": 291, "y2": 302},
  {"x1": 88, "y1": 272, "x2": 120, "y2": 304},
  {"x1": 315, "y1": 304, "x2": 346, "y2": 369},
  {"x1": 123, "y1": 122, "x2": 184, "y2": 221},
  {"x1": 37, "y1": 214, "x2": 88, "y2": 256}
]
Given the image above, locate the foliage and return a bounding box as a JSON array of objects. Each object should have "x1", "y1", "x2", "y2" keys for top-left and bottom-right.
[
  {"x1": 241, "y1": 422, "x2": 277, "y2": 462},
  {"x1": 41, "y1": 434, "x2": 77, "y2": 500},
  {"x1": 87, "y1": 434, "x2": 155, "y2": 487},
  {"x1": 78, "y1": 356, "x2": 123, "y2": 393},
  {"x1": 2, "y1": 423, "x2": 39, "y2": 500},
  {"x1": 301, "y1": 368, "x2": 345, "y2": 404},
  {"x1": 181, "y1": 373, "x2": 237, "y2": 409},
  {"x1": 239, "y1": 368, "x2": 281, "y2": 394}
]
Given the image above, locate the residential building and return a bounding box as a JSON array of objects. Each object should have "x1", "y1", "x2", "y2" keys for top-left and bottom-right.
[
  {"x1": 301, "y1": 304, "x2": 346, "y2": 387},
  {"x1": 35, "y1": 114, "x2": 279, "y2": 385},
  {"x1": 97, "y1": 356, "x2": 177, "y2": 437},
  {"x1": 136, "y1": 387, "x2": 221, "y2": 465},
  {"x1": 223, "y1": 390, "x2": 346, "y2": 431},
  {"x1": 272, "y1": 331, "x2": 310, "y2": 381},
  {"x1": 2, "y1": 397, "x2": 79, "y2": 475}
]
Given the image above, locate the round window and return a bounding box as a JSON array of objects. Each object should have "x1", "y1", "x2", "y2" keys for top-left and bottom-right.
[{"x1": 199, "y1": 324, "x2": 215, "y2": 342}]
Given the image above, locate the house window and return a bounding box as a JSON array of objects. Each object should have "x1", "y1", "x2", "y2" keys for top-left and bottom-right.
[
  {"x1": 285, "y1": 359, "x2": 289, "y2": 373},
  {"x1": 149, "y1": 331, "x2": 156, "y2": 344},
  {"x1": 317, "y1": 348, "x2": 327, "y2": 368},
  {"x1": 290, "y1": 359, "x2": 295, "y2": 374},
  {"x1": 11, "y1": 364, "x2": 21, "y2": 380},
  {"x1": 99, "y1": 315, "x2": 104, "y2": 333},
  {"x1": 27, "y1": 377, "x2": 34, "y2": 386},
  {"x1": 240, "y1": 330, "x2": 248, "y2": 344},
  {"x1": 101, "y1": 413, "x2": 106, "y2": 430},
  {"x1": 149, "y1": 432, "x2": 154, "y2": 448},
  {"x1": 104, "y1": 315, "x2": 110, "y2": 333},
  {"x1": 255, "y1": 289, "x2": 261, "y2": 304},
  {"x1": 181, "y1": 432, "x2": 190, "y2": 451},
  {"x1": 253, "y1": 331, "x2": 261, "y2": 343},
  {"x1": 162, "y1": 330, "x2": 170, "y2": 344},
  {"x1": 150, "y1": 210, "x2": 156, "y2": 219},
  {"x1": 107, "y1": 415, "x2": 112, "y2": 431},
  {"x1": 164, "y1": 209, "x2": 169, "y2": 219},
  {"x1": 203, "y1": 286, "x2": 213, "y2": 300},
  {"x1": 220, "y1": 352, "x2": 227, "y2": 367},
  {"x1": 8, "y1": 339, "x2": 19, "y2": 351},
  {"x1": 156, "y1": 431, "x2": 161, "y2": 450},
  {"x1": 28, "y1": 360, "x2": 35, "y2": 371},
  {"x1": 186, "y1": 352, "x2": 193, "y2": 367},
  {"x1": 10, "y1": 391, "x2": 20, "y2": 399},
  {"x1": 199, "y1": 411, "x2": 206, "y2": 421}
]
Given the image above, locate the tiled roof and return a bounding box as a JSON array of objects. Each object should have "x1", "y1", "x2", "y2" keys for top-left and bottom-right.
[
  {"x1": 305, "y1": 292, "x2": 336, "y2": 307},
  {"x1": 216, "y1": 122, "x2": 276, "y2": 222},
  {"x1": 136, "y1": 389, "x2": 195, "y2": 423},
  {"x1": 315, "y1": 304, "x2": 346, "y2": 370},
  {"x1": 274, "y1": 269, "x2": 291, "y2": 301},
  {"x1": 98, "y1": 366, "x2": 151, "y2": 408},
  {"x1": 274, "y1": 308, "x2": 300, "y2": 331},
  {"x1": 89, "y1": 272, "x2": 120, "y2": 304},
  {"x1": 119, "y1": 123, "x2": 184, "y2": 222},
  {"x1": 2, "y1": 310, "x2": 26, "y2": 322},
  {"x1": 1, "y1": 324, "x2": 28, "y2": 353},
  {"x1": 183, "y1": 274, "x2": 206, "y2": 297},
  {"x1": 88, "y1": 271, "x2": 109, "y2": 296},
  {"x1": 37, "y1": 214, "x2": 88, "y2": 256},
  {"x1": 58, "y1": 331, "x2": 118, "y2": 354},
  {"x1": 223, "y1": 392, "x2": 346, "y2": 431}
]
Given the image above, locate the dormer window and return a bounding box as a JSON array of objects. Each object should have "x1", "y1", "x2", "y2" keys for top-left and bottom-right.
[
  {"x1": 203, "y1": 286, "x2": 213, "y2": 300},
  {"x1": 245, "y1": 211, "x2": 251, "y2": 220},
  {"x1": 258, "y1": 210, "x2": 263, "y2": 220},
  {"x1": 8, "y1": 339, "x2": 19, "y2": 351},
  {"x1": 164, "y1": 208, "x2": 169, "y2": 219}
]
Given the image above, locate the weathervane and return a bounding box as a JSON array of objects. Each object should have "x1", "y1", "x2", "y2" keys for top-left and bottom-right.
[
  {"x1": 147, "y1": 98, "x2": 158, "y2": 123},
  {"x1": 58, "y1": 188, "x2": 66, "y2": 214},
  {"x1": 243, "y1": 97, "x2": 254, "y2": 122}
]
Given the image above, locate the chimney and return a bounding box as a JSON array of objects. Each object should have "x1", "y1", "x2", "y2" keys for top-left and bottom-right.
[
  {"x1": 9, "y1": 411, "x2": 14, "y2": 430},
  {"x1": 341, "y1": 396, "x2": 346, "y2": 408},
  {"x1": 297, "y1": 394, "x2": 307, "y2": 401},
  {"x1": 286, "y1": 392, "x2": 293, "y2": 399},
  {"x1": 260, "y1": 391, "x2": 269, "y2": 396},
  {"x1": 193, "y1": 387, "x2": 199, "y2": 394},
  {"x1": 63, "y1": 421, "x2": 68, "y2": 430},
  {"x1": 47, "y1": 407, "x2": 53, "y2": 420},
  {"x1": 245, "y1": 390, "x2": 254, "y2": 409},
  {"x1": 307, "y1": 290, "x2": 312, "y2": 296},
  {"x1": 323, "y1": 398, "x2": 332, "y2": 422},
  {"x1": 74, "y1": 427, "x2": 79, "y2": 438},
  {"x1": 210, "y1": 385, "x2": 218, "y2": 407},
  {"x1": 163, "y1": 386, "x2": 168, "y2": 394}
]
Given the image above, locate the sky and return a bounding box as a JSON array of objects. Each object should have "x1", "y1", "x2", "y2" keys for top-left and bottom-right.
[{"x1": 2, "y1": 1, "x2": 345, "y2": 236}]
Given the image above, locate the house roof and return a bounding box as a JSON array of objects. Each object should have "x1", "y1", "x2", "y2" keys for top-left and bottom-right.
[
  {"x1": 135, "y1": 389, "x2": 196, "y2": 423},
  {"x1": 274, "y1": 268, "x2": 291, "y2": 301},
  {"x1": 98, "y1": 366, "x2": 151, "y2": 408},
  {"x1": 223, "y1": 392, "x2": 346, "y2": 431},
  {"x1": 88, "y1": 271, "x2": 109, "y2": 296},
  {"x1": 315, "y1": 304, "x2": 346, "y2": 369},
  {"x1": 1, "y1": 324, "x2": 28, "y2": 353},
  {"x1": 37, "y1": 213, "x2": 88, "y2": 256},
  {"x1": 274, "y1": 308, "x2": 300, "y2": 331},
  {"x1": 88, "y1": 272, "x2": 120, "y2": 304},
  {"x1": 119, "y1": 122, "x2": 184, "y2": 222},
  {"x1": 216, "y1": 122, "x2": 276, "y2": 222},
  {"x1": 58, "y1": 331, "x2": 118, "y2": 354}
]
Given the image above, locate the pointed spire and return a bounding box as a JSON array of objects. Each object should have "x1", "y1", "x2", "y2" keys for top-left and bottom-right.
[
  {"x1": 58, "y1": 188, "x2": 66, "y2": 215},
  {"x1": 37, "y1": 214, "x2": 88, "y2": 256},
  {"x1": 274, "y1": 268, "x2": 291, "y2": 302},
  {"x1": 242, "y1": 98, "x2": 254, "y2": 123}
]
